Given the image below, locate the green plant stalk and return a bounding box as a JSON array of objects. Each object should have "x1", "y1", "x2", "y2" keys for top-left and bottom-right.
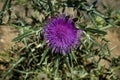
[
  {"x1": 47, "y1": 0, "x2": 54, "y2": 15},
  {"x1": 54, "y1": 56, "x2": 60, "y2": 77},
  {"x1": 13, "y1": 69, "x2": 36, "y2": 74},
  {"x1": 7, "y1": 0, "x2": 12, "y2": 23},
  {"x1": 111, "y1": 66, "x2": 120, "y2": 72},
  {"x1": 2, "y1": 57, "x2": 25, "y2": 80},
  {"x1": 0, "y1": 0, "x2": 10, "y2": 24},
  {"x1": 87, "y1": 12, "x2": 98, "y2": 29},
  {"x1": 90, "y1": 0, "x2": 99, "y2": 9},
  {"x1": 37, "y1": 49, "x2": 49, "y2": 65}
]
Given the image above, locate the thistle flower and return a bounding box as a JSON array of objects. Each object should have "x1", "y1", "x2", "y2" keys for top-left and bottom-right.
[{"x1": 44, "y1": 14, "x2": 82, "y2": 53}]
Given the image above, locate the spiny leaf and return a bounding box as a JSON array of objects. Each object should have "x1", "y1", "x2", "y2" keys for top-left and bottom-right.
[
  {"x1": 12, "y1": 31, "x2": 33, "y2": 41},
  {"x1": 86, "y1": 28, "x2": 107, "y2": 35}
]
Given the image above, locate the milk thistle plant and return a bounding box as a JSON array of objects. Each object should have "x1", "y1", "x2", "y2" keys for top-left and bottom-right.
[
  {"x1": 44, "y1": 14, "x2": 83, "y2": 54},
  {"x1": 1, "y1": 0, "x2": 120, "y2": 80}
]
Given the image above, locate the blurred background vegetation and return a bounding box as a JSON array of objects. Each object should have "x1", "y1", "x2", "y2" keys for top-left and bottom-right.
[{"x1": 0, "y1": 0, "x2": 120, "y2": 80}]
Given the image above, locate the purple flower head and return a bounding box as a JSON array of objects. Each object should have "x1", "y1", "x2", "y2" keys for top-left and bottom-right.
[{"x1": 44, "y1": 14, "x2": 82, "y2": 54}]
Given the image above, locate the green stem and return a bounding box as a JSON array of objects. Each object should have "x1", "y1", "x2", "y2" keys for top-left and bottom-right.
[
  {"x1": 87, "y1": 12, "x2": 98, "y2": 29},
  {"x1": 54, "y1": 56, "x2": 60, "y2": 77},
  {"x1": 111, "y1": 66, "x2": 120, "y2": 72},
  {"x1": 13, "y1": 69, "x2": 36, "y2": 74},
  {"x1": 7, "y1": 0, "x2": 12, "y2": 23},
  {"x1": 0, "y1": 0, "x2": 9, "y2": 24},
  {"x1": 2, "y1": 57, "x2": 25, "y2": 80},
  {"x1": 47, "y1": 0, "x2": 54, "y2": 15}
]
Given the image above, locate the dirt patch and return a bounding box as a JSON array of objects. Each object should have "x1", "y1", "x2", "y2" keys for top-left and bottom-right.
[
  {"x1": 106, "y1": 28, "x2": 120, "y2": 57},
  {"x1": 0, "y1": 25, "x2": 18, "y2": 52}
]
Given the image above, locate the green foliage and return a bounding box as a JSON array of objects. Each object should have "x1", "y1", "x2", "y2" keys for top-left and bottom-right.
[{"x1": 0, "y1": 0, "x2": 120, "y2": 80}]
